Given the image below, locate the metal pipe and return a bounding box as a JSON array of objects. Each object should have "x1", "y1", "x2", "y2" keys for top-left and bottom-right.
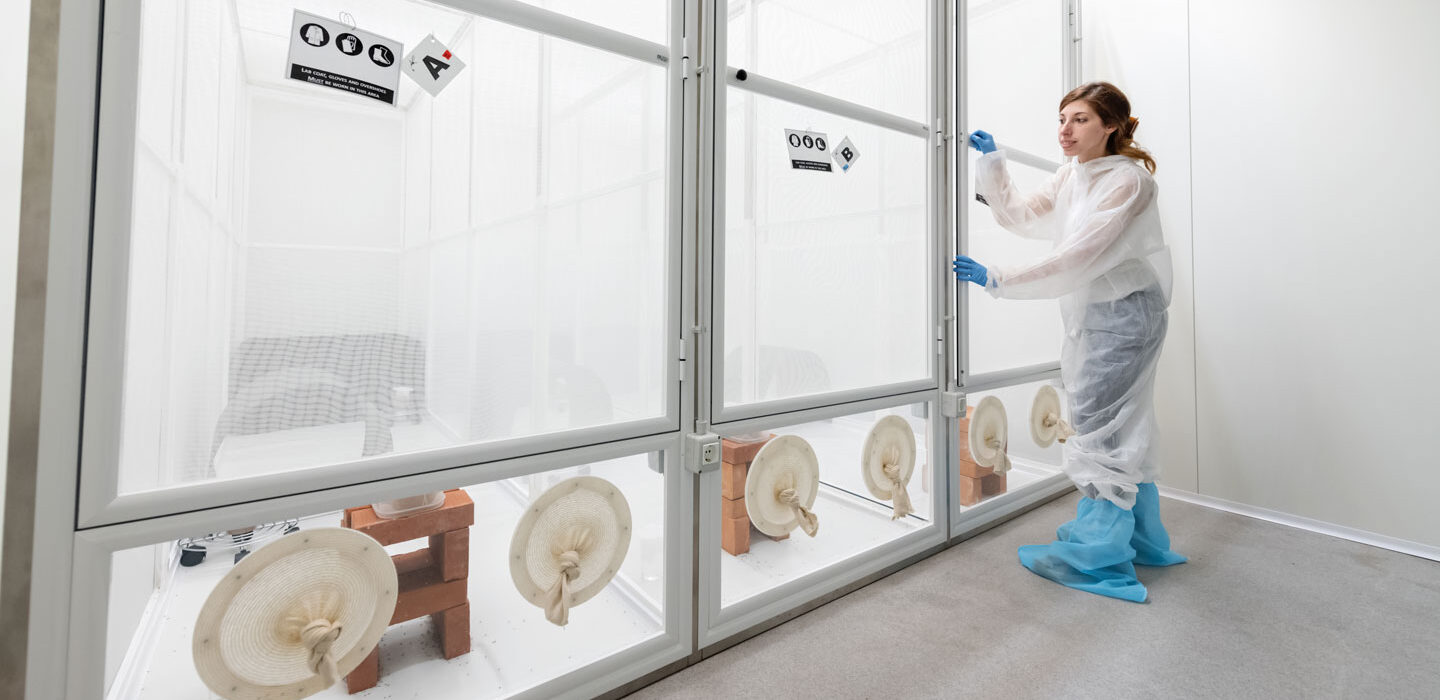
[{"x1": 726, "y1": 67, "x2": 929, "y2": 138}]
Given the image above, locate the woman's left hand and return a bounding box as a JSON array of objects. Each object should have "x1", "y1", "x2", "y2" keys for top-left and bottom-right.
[{"x1": 953, "y1": 255, "x2": 988, "y2": 287}]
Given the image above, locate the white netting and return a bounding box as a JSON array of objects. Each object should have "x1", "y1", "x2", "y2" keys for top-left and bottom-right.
[{"x1": 120, "y1": 0, "x2": 670, "y2": 493}]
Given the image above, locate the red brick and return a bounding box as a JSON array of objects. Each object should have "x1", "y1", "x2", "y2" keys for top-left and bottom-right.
[
  {"x1": 429, "y1": 528, "x2": 469, "y2": 582},
  {"x1": 721, "y1": 515, "x2": 750, "y2": 556},
  {"x1": 981, "y1": 472, "x2": 1007, "y2": 497},
  {"x1": 345, "y1": 489, "x2": 475, "y2": 546},
  {"x1": 959, "y1": 474, "x2": 984, "y2": 507},
  {"x1": 390, "y1": 549, "x2": 435, "y2": 577},
  {"x1": 433, "y1": 602, "x2": 470, "y2": 660},
  {"x1": 341, "y1": 490, "x2": 474, "y2": 690},
  {"x1": 721, "y1": 435, "x2": 773, "y2": 465},
  {"x1": 721, "y1": 461, "x2": 748, "y2": 500},
  {"x1": 722, "y1": 496, "x2": 748, "y2": 520},
  {"x1": 958, "y1": 457, "x2": 994, "y2": 479},
  {"x1": 345, "y1": 646, "x2": 379, "y2": 694},
  {"x1": 392, "y1": 567, "x2": 468, "y2": 624}
]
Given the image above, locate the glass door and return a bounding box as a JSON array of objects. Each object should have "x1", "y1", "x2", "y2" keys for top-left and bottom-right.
[{"x1": 698, "y1": 0, "x2": 950, "y2": 647}]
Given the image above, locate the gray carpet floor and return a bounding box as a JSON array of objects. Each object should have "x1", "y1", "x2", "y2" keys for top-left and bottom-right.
[{"x1": 628, "y1": 492, "x2": 1440, "y2": 699}]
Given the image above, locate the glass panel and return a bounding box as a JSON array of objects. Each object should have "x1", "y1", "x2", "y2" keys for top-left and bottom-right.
[
  {"x1": 102, "y1": 453, "x2": 667, "y2": 699},
  {"x1": 723, "y1": 90, "x2": 930, "y2": 407},
  {"x1": 966, "y1": 162, "x2": 1065, "y2": 374},
  {"x1": 958, "y1": 379, "x2": 1064, "y2": 512},
  {"x1": 964, "y1": 0, "x2": 1066, "y2": 375},
  {"x1": 715, "y1": 402, "x2": 935, "y2": 608},
  {"x1": 966, "y1": 0, "x2": 1064, "y2": 161},
  {"x1": 727, "y1": 0, "x2": 929, "y2": 122},
  {"x1": 116, "y1": 0, "x2": 670, "y2": 494}
]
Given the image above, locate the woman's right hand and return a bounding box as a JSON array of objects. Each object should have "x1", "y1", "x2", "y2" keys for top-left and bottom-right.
[{"x1": 969, "y1": 130, "x2": 997, "y2": 154}]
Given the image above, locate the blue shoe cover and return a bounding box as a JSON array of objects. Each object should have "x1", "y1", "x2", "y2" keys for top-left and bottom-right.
[
  {"x1": 1131, "y1": 483, "x2": 1187, "y2": 567},
  {"x1": 1018, "y1": 497, "x2": 1148, "y2": 603}
]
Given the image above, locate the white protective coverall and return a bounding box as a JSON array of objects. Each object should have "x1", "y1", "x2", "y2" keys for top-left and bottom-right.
[{"x1": 974, "y1": 151, "x2": 1172, "y2": 509}]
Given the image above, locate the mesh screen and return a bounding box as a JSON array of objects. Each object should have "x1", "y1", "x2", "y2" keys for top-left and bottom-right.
[{"x1": 117, "y1": 0, "x2": 670, "y2": 494}]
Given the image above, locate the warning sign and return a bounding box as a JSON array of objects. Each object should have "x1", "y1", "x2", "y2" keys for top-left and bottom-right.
[
  {"x1": 286, "y1": 10, "x2": 403, "y2": 105},
  {"x1": 785, "y1": 129, "x2": 833, "y2": 172},
  {"x1": 403, "y1": 34, "x2": 467, "y2": 98},
  {"x1": 833, "y1": 136, "x2": 860, "y2": 173}
]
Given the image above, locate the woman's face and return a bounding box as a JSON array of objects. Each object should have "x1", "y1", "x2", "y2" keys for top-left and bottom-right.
[{"x1": 1058, "y1": 100, "x2": 1117, "y2": 162}]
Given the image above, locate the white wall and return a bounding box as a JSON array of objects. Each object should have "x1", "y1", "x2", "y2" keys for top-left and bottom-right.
[
  {"x1": 1189, "y1": 0, "x2": 1440, "y2": 547},
  {"x1": 241, "y1": 90, "x2": 405, "y2": 340},
  {"x1": 0, "y1": 0, "x2": 31, "y2": 569},
  {"x1": 1087, "y1": 0, "x2": 1439, "y2": 548},
  {"x1": 1081, "y1": 0, "x2": 1198, "y2": 492}
]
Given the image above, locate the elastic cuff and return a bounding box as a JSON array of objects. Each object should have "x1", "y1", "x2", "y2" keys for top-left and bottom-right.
[{"x1": 984, "y1": 268, "x2": 1003, "y2": 298}]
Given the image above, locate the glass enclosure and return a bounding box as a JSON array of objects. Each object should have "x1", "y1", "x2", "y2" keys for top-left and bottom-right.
[
  {"x1": 718, "y1": 0, "x2": 934, "y2": 412},
  {"x1": 102, "y1": 453, "x2": 670, "y2": 700},
  {"x1": 114, "y1": 0, "x2": 672, "y2": 496},
  {"x1": 726, "y1": 0, "x2": 928, "y2": 122},
  {"x1": 29, "y1": 0, "x2": 1085, "y2": 697},
  {"x1": 964, "y1": 0, "x2": 1066, "y2": 376}
]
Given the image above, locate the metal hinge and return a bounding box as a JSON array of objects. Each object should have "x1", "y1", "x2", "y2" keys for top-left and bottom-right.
[
  {"x1": 676, "y1": 335, "x2": 692, "y2": 383},
  {"x1": 941, "y1": 391, "x2": 967, "y2": 418}
]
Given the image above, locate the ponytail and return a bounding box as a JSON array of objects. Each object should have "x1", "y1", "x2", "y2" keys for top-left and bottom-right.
[{"x1": 1111, "y1": 115, "x2": 1156, "y2": 174}]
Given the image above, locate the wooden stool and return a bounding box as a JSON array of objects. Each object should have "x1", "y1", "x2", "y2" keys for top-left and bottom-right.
[{"x1": 340, "y1": 489, "x2": 474, "y2": 693}]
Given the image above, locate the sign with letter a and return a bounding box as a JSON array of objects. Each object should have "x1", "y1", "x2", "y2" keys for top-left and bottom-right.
[{"x1": 403, "y1": 34, "x2": 467, "y2": 97}]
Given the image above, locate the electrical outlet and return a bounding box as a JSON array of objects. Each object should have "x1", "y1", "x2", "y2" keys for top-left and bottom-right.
[{"x1": 685, "y1": 432, "x2": 722, "y2": 473}]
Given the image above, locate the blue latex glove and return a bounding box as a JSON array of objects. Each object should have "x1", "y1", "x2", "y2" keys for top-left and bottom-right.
[
  {"x1": 968, "y1": 129, "x2": 997, "y2": 154},
  {"x1": 952, "y1": 255, "x2": 988, "y2": 287}
]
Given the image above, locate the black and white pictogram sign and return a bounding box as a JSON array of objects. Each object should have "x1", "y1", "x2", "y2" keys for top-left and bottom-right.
[
  {"x1": 369, "y1": 44, "x2": 394, "y2": 67},
  {"x1": 403, "y1": 34, "x2": 467, "y2": 98},
  {"x1": 785, "y1": 129, "x2": 833, "y2": 172},
  {"x1": 299, "y1": 22, "x2": 329, "y2": 47},
  {"x1": 286, "y1": 10, "x2": 403, "y2": 105},
  {"x1": 335, "y1": 32, "x2": 363, "y2": 56},
  {"x1": 833, "y1": 136, "x2": 860, "y2": 173}
]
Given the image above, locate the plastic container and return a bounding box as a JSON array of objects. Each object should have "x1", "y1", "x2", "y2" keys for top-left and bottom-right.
[{"x1": 372, "y1": 491, "x2": 446, "y2": 519}]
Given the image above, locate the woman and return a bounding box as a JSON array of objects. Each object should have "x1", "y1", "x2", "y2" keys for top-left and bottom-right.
[{"x1": 954, "y1": 82, "x2": 1186, "y2": 602}]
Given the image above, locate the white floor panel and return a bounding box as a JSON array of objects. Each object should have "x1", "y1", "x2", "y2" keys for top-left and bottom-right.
[{"x1": 719, "y1": 486, "x2": 924, "y2": 608}]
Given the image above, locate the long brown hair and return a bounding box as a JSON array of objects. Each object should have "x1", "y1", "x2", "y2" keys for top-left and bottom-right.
[{"x1": 1059, "y1": 82, "x2": 1156, "y2": 174}]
